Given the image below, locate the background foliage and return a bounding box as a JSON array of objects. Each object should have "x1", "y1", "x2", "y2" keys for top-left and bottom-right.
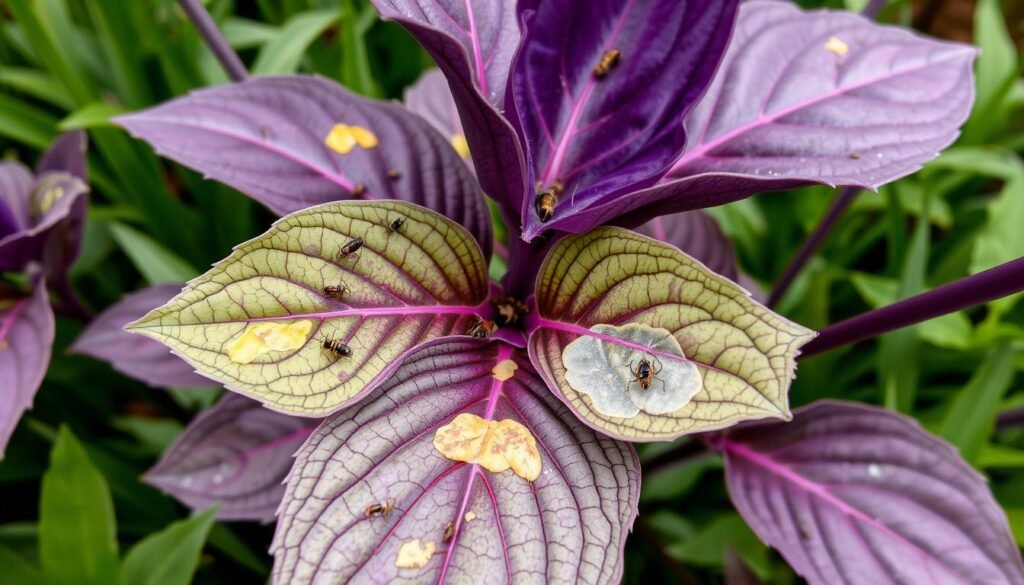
[{"x1": 0, "y1": 0, "x2": 1021, "y2": 582}]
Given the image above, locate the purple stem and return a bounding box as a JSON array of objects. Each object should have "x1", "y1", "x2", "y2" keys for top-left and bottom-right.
[
  {"x1": 801, "y1": 256, "x2": 1024, "y2": 358},
  {"x1": 768, "y1": 186, "x2": 860, "y2": 308},
  {"x1": 178, "y1": 0, "x2": 248, "y2": 82},
  {"x1": 997, "y1": 407, "x2": 1024, "y2": 431}
]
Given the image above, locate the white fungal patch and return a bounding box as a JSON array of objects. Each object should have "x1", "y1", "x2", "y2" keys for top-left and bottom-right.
[{"x1": 562, "y1": 323, "x2": 703, "y2": 418}]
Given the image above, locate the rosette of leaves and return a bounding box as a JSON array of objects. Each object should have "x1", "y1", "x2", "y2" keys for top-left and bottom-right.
[{"x1": 111, "y1": 1, "x2": 1022, "y2": 583}]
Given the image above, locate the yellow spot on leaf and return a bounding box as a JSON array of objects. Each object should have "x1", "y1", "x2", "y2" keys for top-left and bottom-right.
[
  {"x1": 492, "y1": 359, "x2": 517, "y2": 381},
  {"x1": 464, "y1": 512, "x2": 476, "y2": 522},
  {"x1": 451, "y1": 134, "x2": 470, "y2": 159},
  {"x1": 227, "y1": 320, "x2": 313, "y2": 364},
  {"x1": 824, "y1": 36, "x2": 849, "y2": 56},
  {"x1": 395, "y1": 539, "x2": 435, "y2": 569},
  {"x1": 433, "y1": 413, "x2": 541, "y2": 481},
  {"x1": 324, "y1": 124, "x2": 379, "y2": 154}
]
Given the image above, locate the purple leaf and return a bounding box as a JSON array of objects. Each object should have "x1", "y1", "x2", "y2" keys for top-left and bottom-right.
[
  {"x1": 271, "y1": 340, "x2": 639, "y2": 584},
  {"x1": 717, "y1": 400, "x2": 1024, "y2": 585},
  {"x1": 621, "y1": 0, "x2": 978, "y2": 220},
  {"x1": 632, "y1": 211, "x2": 739, "y2": 281},
  {"x1": 0, "y1": 279, "x2": 54, "y2": 458},
  {"x1": 70, "y1": 285, "x2": 211, "y2": 389},
  {"x1": 146, "y1": 393, "x2": 315, "y2": 522},
  {"x1": 0, "y1": 162, "x2": 33, "y2": 242},
  {"x1": 114, "y1": 76, "x2": 491, "y2": 256},
  {"x1": 372, "y1": 0, "x2": 526, "y2": 214},
  {"x1": 37, "y1": 130, "x2": 88, "y2": 182},
  {"x1": 510, "y1": 0, "x2": 739, "y2": 240},
  {"x1": 404, "y1": 69, "x2": 471, "y2": 170}
]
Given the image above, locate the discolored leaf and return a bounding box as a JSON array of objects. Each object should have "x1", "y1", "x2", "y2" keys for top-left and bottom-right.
[
  {"x1": 511, "y1": 0, "x2": 739, "y2": 240},
  {"x1": 718, "y1": 401, "x2": 1024, "y2": 585},
  {"x1": 371, "y1": 0, "x2": 526, "y2": 211},
  {"x1": 71, "y1": 285, "x2": 211, "y2": 389},
  {"x1": 114, "y1": 76, "x2": 491, "y2": 255},
  {"x1": 126, "y1": 201, "x2": 490, "y2": 416},
  {"x1": 528, "y1": 227, "x2": 815, "y2": 441},
  {"x1": 146, "y1": 393, "x2": 315, "y2": 521},
  {"x1": 0, "y1": 280, "x2": 54, "y2": 457},
  {"x1": 271, "y1": 340, "x2": 639, "y2": 584},
  {"x1": 632, "y1": 211, "x2": 739, "y2": 281},
  {"x1": 602, "y1": 0, "x2": 978, "y2": 226}
]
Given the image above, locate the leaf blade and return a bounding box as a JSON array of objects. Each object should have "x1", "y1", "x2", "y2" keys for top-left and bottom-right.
[{"x1": 122, "y1": 507, "x2": 217, "y2": 585}]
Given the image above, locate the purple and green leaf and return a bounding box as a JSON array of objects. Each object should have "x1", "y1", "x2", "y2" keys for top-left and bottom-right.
[
  {"x1": 146, "y1": 393, "x2": 315, "y2": 522},
  {"x1": 0, "y1": 279, "x2": 54, "y2": 457},
  {"x1": 70, "y1": 284, "x2": 212, "y2": 389},
  {"x1": 632, "y1": 211, "x2": 739, "y2": 281},
  {"x1": 528, "y1": 227, "x2": 815, "y2": 441},
  {"x1": 271, "y1": 339, "x2": 639, "y2": 584},
  {"x1": 126, "y1": 201, "x2": 491, "y2": 416},
  {"x1": 114, "y1": 76, "x2": 491, "y2": 256},
  {"x1": 509, "y1": 0, "x2": 739, "y2": 240},
  {"x1": 717, "y1": 400, "x2": 1024, "y2": 585}
]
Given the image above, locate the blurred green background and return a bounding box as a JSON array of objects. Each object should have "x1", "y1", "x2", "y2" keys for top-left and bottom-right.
[{"x1": 0, "y1": 0, "x2": 1021, "y2": 583}]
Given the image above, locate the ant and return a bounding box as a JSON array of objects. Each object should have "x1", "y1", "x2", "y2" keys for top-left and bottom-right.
[
  {"x1": 627, "y1": 355, "x2": 663, "y2": 392},
  {"x1": 385, "y1": 216, "x2": 405, "y2": 234},
  {"x1": 468, "y1": 318, "x2": 497, "y2": 338},
  {"x1": 365, "y1": 501, "x2": 393, "y2": 518},
  {"x1": 322, "y1": 283, "x2": 347, "y2": 300},
  {"x1": 337, "y1": 237, "x2": 363, "y2": 265},
  {"x1": 322, "y1": 338, "x2": 353, "y2": 359}
]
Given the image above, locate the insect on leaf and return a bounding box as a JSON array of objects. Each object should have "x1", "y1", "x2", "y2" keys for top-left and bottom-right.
[
  {"x1": 528, "y1": 227, "x2": 815, "y2": 441},
  {"x1": 126, "y1": 200, "x2": 490, "y2": 416},
  {"x1": 271, "y1": 340, "x2": 639, "y2": 585}
]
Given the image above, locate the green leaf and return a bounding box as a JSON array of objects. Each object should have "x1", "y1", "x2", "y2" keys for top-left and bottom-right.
[
  {"x1": 40, "y1": 427, "x2": 120, "y2": 585},
  {"x1": 927, "y1": 146, "x2": 1023, "y2": 180},
  {"x1": 963, "y1": 0, "x2": 1019, "y2": 142},
  {"x1": 529, "y1": 227, "x2": 815, "y2": 441},
  {"x1": 640, "y1": 455, "x2": 722, "y2": 503},
  {"x1": 338, "y1": 0, "x2": 380, "y2": 97},
  {"x1": 0, "y1": 66, "x2": 74, "y2": 109},
  {"x1": 0, "y1": 544, "x2": 41, "y2": 585},
  {"x1": 111, "y1": 417, "x2": 183, "y2": 456},
  {"x1": 108, "y1": 222, "x2": 199, "y2": 285},
  {"x1": 84, "y1": 0, "x2": 150, "y2": 106},
  {"x1": 939, "y1": 345, "x2": 1016, "y2": 463},
  {"x1": 126, "y1": 201, "x2": 489, "y2": 415},
  {"x1": 0, "y1": 92, "x2": 57, "y2": 148},
  {"x1": 121, "y1": 508, "x2": 217, "y2": 585},
  {"x1": 1006, "y1": 508, "x2": 1024, "y2": 547},
  {"x1": 971, "y1": 170, "x2": 1024, "y2": 275},
  {"x1": 58, "y1": 101, "x2": 123, "y2": 130},
  {"x1": 5, "y1": 0, "x2": 96, "y2": 106},
  {"x1": 206, "y1": 524, "x2": 269, "y2": 576},
  {"x1": 666, "y1": 513, "x2": 770, "y2": 579},
  {"x1": 252, "y1": 8, "x2": 339, "y2": 75},
  {"x1": 222, "y1": 17, "x2": 279, "y2": 49},
  {"x1": 978, "y1": 444, "x2": 1024, "y2": 469}
]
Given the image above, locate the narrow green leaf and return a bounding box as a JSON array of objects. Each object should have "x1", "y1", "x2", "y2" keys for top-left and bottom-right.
[
  {"x1": 0, "y1": 92, "x2": 57, "y2": 148},
  {"x1": 84, "y1": 0, "x2": 151, "y2": 106},
  {"x1": 338, "y1": 0, "x2": 381, "y2": 97},
  {"x1": 971, "y1": 170, "x2": 1024, "y2": 275},
  {"x1": 0, "y1": 544, "x2": 41, "y2": 585},
  {"x1": 252, "y1": 8, "x2": 339, "y2": 75},
  {"x1": 222, "y1": 17, "x2": 279, "y2": 49},
  {"x1": 122, "y1": 508, "x2": 217, "y2": 585},
  {"x1": 0, "y1": 66, "x2": 74, "y2": 109},
  {"x1": 940, "y1": 345, "x2": 1016, "y2": 463},
  {"x1": 108, "y1": 222, "x2": 199, "y2": 285},
  {"x1": 5, "y1": 0, "x2": 96, "y2": 106},
  {"x1": 978, "y1": 444, "x2": 1024, "y2": 469},
  {"x1": 1006, "y1": 508, "x2": 1024, "y2": 547},
  {"x1": 964, "y1": 0, "x2": 1019, "y2": 142},
  {"x1": 927, "y1": 146, "x2": 1023, "y2": 180},
  {"x1": 59, "y1": 101, "x2": 123, "y2": 130},
  {"x1": 40, "y1": 427, "x2": 120, "y2": 585},
  {"x1": 207, "y1": 524, "x2": 270, "y2": 576},
  {"x1": 666, "y1": 514, "x2": 770, "y2": 579},
  {"x1": 849, "y1": 272, "x2": 972, "y2": 350}
]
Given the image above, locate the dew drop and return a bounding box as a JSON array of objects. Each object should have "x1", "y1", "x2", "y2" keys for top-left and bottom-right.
[{"x1": 867, "y1": 463, "x2": 883, "y2": 478}]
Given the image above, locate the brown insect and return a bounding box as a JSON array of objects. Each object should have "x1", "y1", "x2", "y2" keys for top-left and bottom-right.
[
  {"x1": 592, "y1": 48, "x2": 621, "y2": 78},
  {"x1": 322, "y1": 338, "x2": 353, "y2": 358},
  {"x1": 468, "y1": 318, "x2": 497, "y2": 338},
  {"x1": 387, "y1": 169, "x2": 402, "y2": 181},
  {"x1": 352, "y1": 183, "x2": 367, "y2": 197},
  {"x1": 849, "y1": 152, "x2": 862, "y2": 160},
  {"x1": 385, "y1": 216, "x2": 405, "y2": 234},
  {"x1": 322, "y1": 283, "x2": 347, "y2": 300},
  {"x1": 338, "y1": 237, "x2": 364, "y2": 264},
  {"x1": 443, "y1": 522, "x2": 455, "y2": 542},
  {"x1": 534, "y1": 179, "x2": 563, "y2": 223},
  {"x1": 627, "y1": 356, "x2": 663, "y2": 391},
  {"x1": 493, "y1": 296, "x2": 529, "y2": 326},
  {"x1": 365, "y1": 501, "x2": 393, "y2": 518}
]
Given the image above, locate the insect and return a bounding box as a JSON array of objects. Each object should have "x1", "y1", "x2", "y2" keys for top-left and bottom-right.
[
  {"x1": 534, "y1": 179, "x2": 563, "y2": 223},
  {"x1": 628, "y1": 356, "x2": 663, "y2": 391},
  {"x1": 385, "y1": 216, "x2": 405, "y2": 234},
  {"x1": 365, "y1": 501, "x2": 393, "y2": 518},
  {"x1": 443, "y1": 522, "x2": 455, "y2": 542},
  {"x1": 468, "y1": 318, "x2": 497, "y2": 338},
  {"x1": 494, "y1": 296, "x2": 529, "y2": 326},
  {"x1": 849, "y1": 151, "x2": 862, "y2": 160},
  {"x1": 352, "y1": 183, "x2": 367, "y2": 197},
  {"x1": 337, "y1": 237, "x2": 364, "y2": 264},
  {"x1": 322, "y1": 338, "x2": 353, "y2": 358},
  {"x1": 592, "y1": 48, "x2": 621, "y2": 78},
  {"x1": 387, "y1": 169, "x2": 401, "y2": 181},
  {"x1": 322, "y1": 283, "x2": 347, "y2": 300}
]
